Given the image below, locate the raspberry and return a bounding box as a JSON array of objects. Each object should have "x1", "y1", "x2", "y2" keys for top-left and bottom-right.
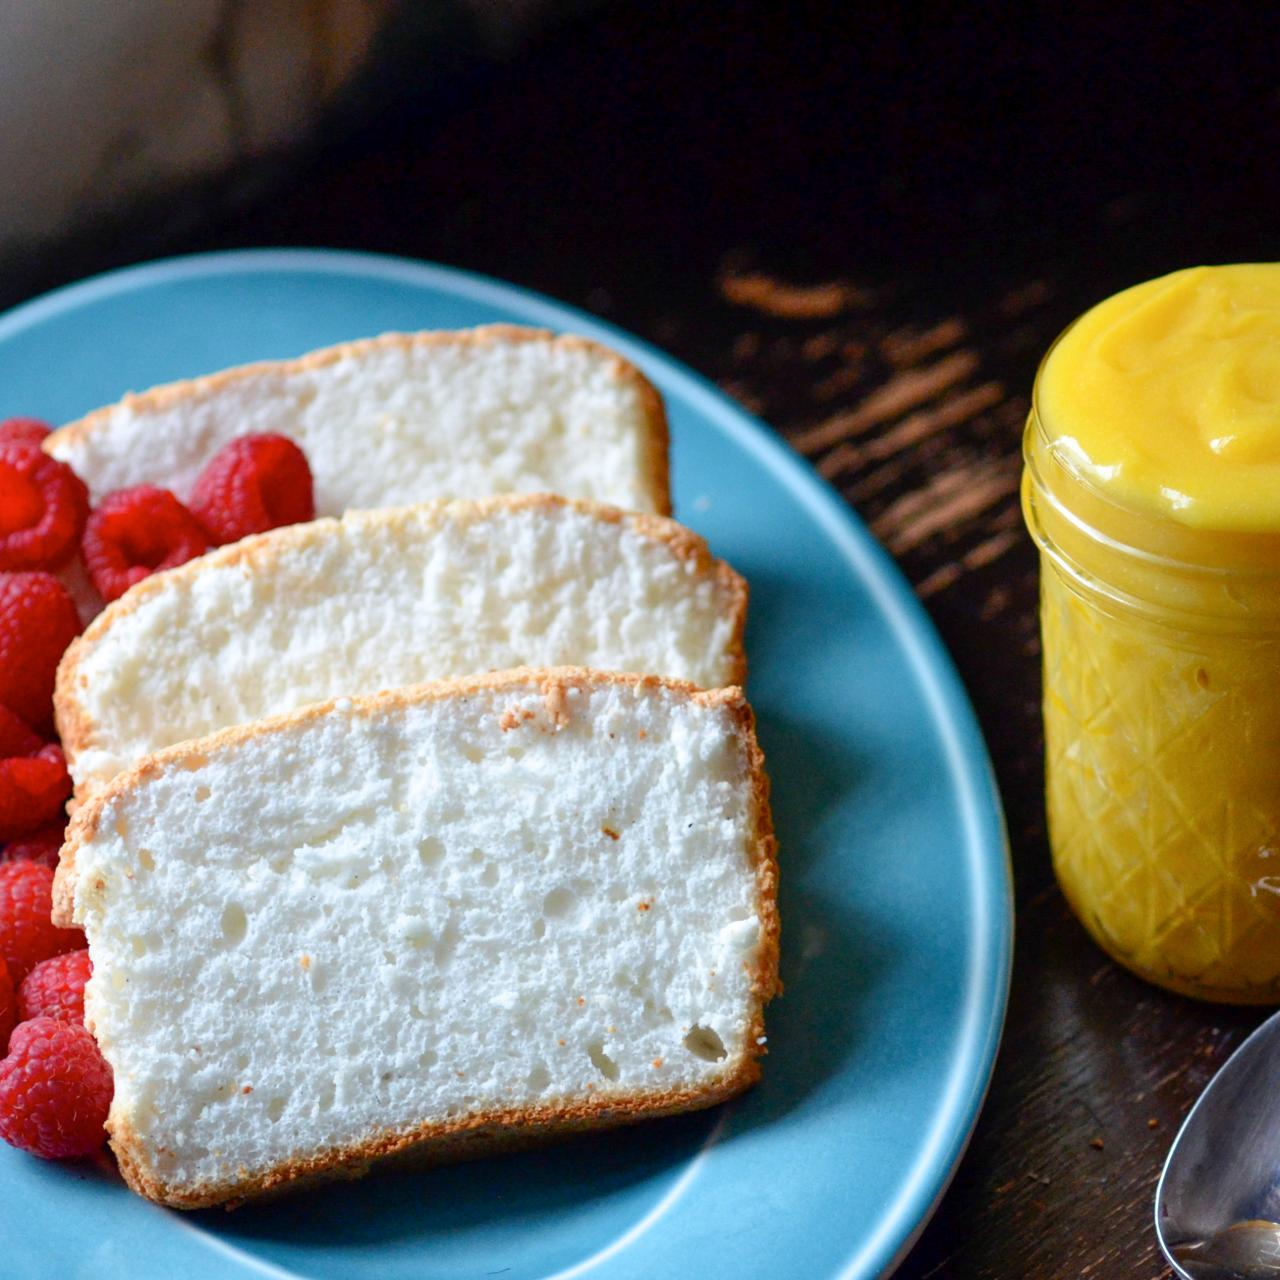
[
  {"x1": 0, "y1": 419, "x2": 52, "y2": 448},
  {"x1": 0, "y1": 959, "x2": 13, "y2": 1054},
  {"x1": 189, "y1": 433, "x2": 315, "y2": 544},
  {"x1": 0, "y1": 862, "x2": 84, "y2": 982},
  {"x1": 82, "y1": 485, "x2": 211, "y2": 603},
  {"x1": 0, "y1": 1017, "x2": 111, "y2": 1157},
  {"x1": 0, "y1": 710, "x2": 66, "y2": 844},
  {"x1": 0, "y1": 572, "x2": 81, "y2": 730},
  {"x1": 0, "y1": 744, "x2": 69, "y2": 841},
  {"x1": 19, "y1": 948, "x2": 90, "y2": 1025},
  {"x1": 0, "y1": 822, "x2": 65, "y2": 870},
  {"x1": 0, "y1": 441, "x2": 90, "y2": 572},
  {"x1": 0, "y1": 705, "x2": 42, "y2": 759}
]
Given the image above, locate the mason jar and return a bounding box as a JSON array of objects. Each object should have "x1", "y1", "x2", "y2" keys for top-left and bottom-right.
[{"x1": 1024, "y1": 372, "x2": 1280, "y2": 1003}]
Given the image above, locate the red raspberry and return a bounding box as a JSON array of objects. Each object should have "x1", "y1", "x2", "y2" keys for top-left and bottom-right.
[
  {"x1": 0, "y1": 572, "x2": 81, "y2": 730},
  {"x1": 0, "y1": 711, "x2": 66, "y2": 849},
  {"x1": 0, "y1": 958, "x2": 13, "y2": 1054},
  {"x1": 0, "y1": 419, "x2": 52, "y2": 448},
  {"x1": 0, "y1": 1016, "x2": 111, "y2": 1157},
  {"x1": 0, "y1": 862, "x2": 84, "y2": 982},
  {"x1": 82, "y1": 485, "x2": 211, "y2": 603},
  {"x1": 0, "y1": 822, "x2": 65, "y2": 870},
  {"x1": 19, "y1": 948, "x2": 90, "y2": 1025},
  {"x1": 0, "y1": 705, "x2": 42, "y2": 759},
  {"x1": 0, "y1": 441, "x2": 90, "y2": 572},
  {"x1": 189, "y1": 433, "x2": 315, "y2": 544},
  {"x1": 0, "y1": 744, "x2": 69, "y2": 841}
]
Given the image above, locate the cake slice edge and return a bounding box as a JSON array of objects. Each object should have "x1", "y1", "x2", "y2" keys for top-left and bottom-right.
[
  {"x1": 53, "y1": 493, "x2": 750, "y2": 799},
  {"x1": 54, "y1": 667, "x2": 780, "y2": 1209},
  {"x1": 45, "y1": 324, "x2": 672, "y2": 517}
]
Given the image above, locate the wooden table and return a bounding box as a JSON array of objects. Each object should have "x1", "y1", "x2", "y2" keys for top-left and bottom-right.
[{"x1": 16, "y1": 5, "x2": 1280, "y2": 1275}]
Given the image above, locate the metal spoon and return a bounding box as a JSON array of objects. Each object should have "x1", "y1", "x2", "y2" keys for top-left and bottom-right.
[{"x1": 1157, "y1": 1009, "x2": 1280, "y2": 1278}]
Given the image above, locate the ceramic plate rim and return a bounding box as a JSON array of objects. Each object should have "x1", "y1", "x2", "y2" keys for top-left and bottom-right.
[{"x1": 0, "y1": 248, "x2": 1013, "y2": 1279}]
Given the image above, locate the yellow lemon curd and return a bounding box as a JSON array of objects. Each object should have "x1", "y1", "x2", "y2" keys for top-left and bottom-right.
[{"x1": 1024, "y1": 265, "x2": 1280, "y2": 1002}]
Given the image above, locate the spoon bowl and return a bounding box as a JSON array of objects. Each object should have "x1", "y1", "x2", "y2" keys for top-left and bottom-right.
[{"x1": 1157, "y1": 1008, "x2": 1280, "y2": 1279}]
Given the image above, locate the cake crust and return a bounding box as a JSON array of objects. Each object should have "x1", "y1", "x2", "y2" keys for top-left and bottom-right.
[
  {"x1": 45, "y1": 325, "x2": 672, "y2": 517},
  {"x1": 112, "y1": 1073, "x2": 758, "y2": 1211},
  {"x1": 53, "y1": 495, "x2": 749, "y2": 800},
  {"x1": 54, "y1": 668, "x2": 780, "y2": 1209}
]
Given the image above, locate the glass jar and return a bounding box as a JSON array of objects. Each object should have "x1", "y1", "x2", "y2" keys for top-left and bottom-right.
[{"x1": 1023, "y1": 381, "x2": 1280, "y2": 1003}]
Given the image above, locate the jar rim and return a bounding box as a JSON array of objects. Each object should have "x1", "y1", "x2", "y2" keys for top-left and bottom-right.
[
  {"x1": 1024, "y1": 464, "x2": 1280, "y2": 630},
  {"x1": 1029, "y1": 421, "x2": 1280, "y2": 571},
  {"x1": 1031, "y1": 301, "x2": 1280, "y2": 547},
  {"x1": 1025, "y1": 303, "x2": 1280, "y2": 629},
  {"x1": 1026, "y1": 308, "x2": 1280, "y2": 581}
]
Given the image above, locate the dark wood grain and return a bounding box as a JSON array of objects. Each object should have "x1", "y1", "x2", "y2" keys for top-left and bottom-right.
[{"x1": 12, "y1": 4, "x2": 1280, "y2": 1275}]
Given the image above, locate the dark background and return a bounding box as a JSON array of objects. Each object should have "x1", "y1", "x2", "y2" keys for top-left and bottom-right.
[{"x1": 12, "y1": 4, "x2": 1280, "y2": 1275}]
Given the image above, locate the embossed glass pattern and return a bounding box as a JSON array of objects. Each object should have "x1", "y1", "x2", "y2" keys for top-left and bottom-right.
[{"x1": 1025, "y1": 407, "x2": 1280, "y2": 1003}]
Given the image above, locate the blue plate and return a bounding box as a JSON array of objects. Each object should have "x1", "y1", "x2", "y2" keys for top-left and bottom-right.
[{"x1": 0, "y1": 251, "x2": 1011, "y2": 1280}]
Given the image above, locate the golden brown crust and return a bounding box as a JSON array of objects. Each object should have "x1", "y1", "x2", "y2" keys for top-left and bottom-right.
[
  {"x1": 50, "y1": 673, "x2": 93, "y2": 807},
  {"x1": 53, "y1": 494, "x2": 747, "y2": 801},
  {"x1": 45, "y1": 325, "x2": 672, "y2": 515},
  {"x1": 56, "y1": 666, "x2": 780, "y2": 1207},
  {"x1": 728, "y1": 693, "x2": 783, "y2": 1008},
  {"x1": 624, "y1": 360, "x2": 672, "y2": 518},
  {"x1": 112, "y1": 1072, "x2": 757, "y2": 1211},
  {"x1": 112, "y1": 1070, "x2": 757, "y2": 1208}
]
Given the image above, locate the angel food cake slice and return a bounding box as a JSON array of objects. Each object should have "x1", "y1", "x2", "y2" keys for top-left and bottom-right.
[
  {"x1": 53, "y1": 669, "x2": 780, "y2": 1209},
  {"x1": 44, "y1": 325, "x2": 670, "y2": 516},
  {"x1": 56, "y1": 495, "x2": 747, "y2": 795}
]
